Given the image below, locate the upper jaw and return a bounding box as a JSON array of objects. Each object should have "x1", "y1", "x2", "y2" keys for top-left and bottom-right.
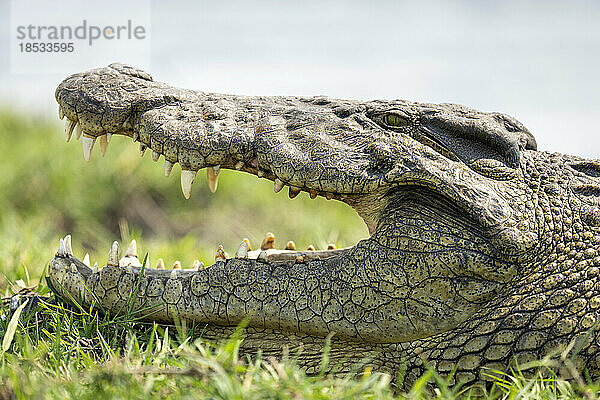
[
  {"x1": 55, "y1": 64, "x2": 533, "y2": 243},
  {"x1": 55, "y1": 64, "x2": 391, "y2": 209}
]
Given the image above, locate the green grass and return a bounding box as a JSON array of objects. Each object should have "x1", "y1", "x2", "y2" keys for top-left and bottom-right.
[{"x1": 0, "y1": 111, "x2": 598, "y2": 398}]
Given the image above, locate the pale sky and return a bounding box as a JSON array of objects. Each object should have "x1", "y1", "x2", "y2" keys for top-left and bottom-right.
[{"x1": 0, "y1": 0, "x2": 598, "y2": 158}]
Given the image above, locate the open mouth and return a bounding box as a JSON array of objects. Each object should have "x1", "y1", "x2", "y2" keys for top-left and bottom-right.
[
  {"x1": 48, "y1": 64, "x2": 537, "y2": 343},
  {"x1": 59, "y1": 109, "x2": 370, "y2": 266},
  {"x1": 53, "y1": 63, "x2": 401, "y2": 268}
]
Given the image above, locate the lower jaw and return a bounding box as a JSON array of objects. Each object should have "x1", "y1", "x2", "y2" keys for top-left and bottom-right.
[{"x1": 47, "y1": 246, "x2": 356, "y2": 337}]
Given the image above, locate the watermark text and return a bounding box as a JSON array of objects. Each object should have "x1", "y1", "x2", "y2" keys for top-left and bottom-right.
[{"x1": 10, "y1": 0, "x2": 151, "y2": 73}]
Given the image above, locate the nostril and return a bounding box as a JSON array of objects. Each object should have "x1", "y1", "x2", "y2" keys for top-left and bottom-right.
[{"x1": 109, "y1": 63, "x2": 153, "y2": 81}]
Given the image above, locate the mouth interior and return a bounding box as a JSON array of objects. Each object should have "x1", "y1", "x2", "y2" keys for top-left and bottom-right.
[{"x1": 60, "y1": 112, "x2": 372, "y2": 266}]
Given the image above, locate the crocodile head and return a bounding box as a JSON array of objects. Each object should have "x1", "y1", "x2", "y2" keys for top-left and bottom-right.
[
  {"x1": 48, "y1": 64, "x2": 600, "y2": 383},
  {"x1": 54, "y1": 63, "x2": 537, "y2": 236}
]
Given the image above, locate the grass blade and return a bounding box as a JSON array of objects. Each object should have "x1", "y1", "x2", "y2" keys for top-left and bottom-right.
[{"x1": 2, "y1": 298, "x2": 29, "y2": 352}]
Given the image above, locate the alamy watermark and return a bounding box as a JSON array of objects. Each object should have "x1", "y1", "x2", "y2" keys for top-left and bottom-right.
[{"x1": 10, "y1": 0, "x2": 151, "y2": 73}]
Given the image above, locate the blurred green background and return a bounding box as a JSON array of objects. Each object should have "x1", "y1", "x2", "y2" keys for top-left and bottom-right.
[{"x1": 0, "y1": 111, "x2": 368, "y2": 292}]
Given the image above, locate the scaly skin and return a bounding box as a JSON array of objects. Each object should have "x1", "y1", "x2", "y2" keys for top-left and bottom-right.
[{"x1": 48, "y1": 63, "x2": 600, "y2": 388}]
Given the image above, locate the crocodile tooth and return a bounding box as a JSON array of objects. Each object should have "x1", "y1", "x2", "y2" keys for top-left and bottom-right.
[
  {"x1": 125, "y1": 240, "x2": 138, "y2": 257},
  {"x1": 83, "y1": 253, "x2": 90, "y2": 267},
  {"x1": 257, "y1": 169, "x2": 265, "y2": 178},
  {"x1": 257, "y1": 250, "x2": 268, "y2": 262},
  {"x1": 92, "y1": 262, "x2": 99, "y2": 273},
  {"x1": 242, "y1": 237, "x2": 252, "y2": 251},
  {"x1": 120, "y1": 239, "x2": 142, "y2": 267},
  {"x1": 260, "y1": 232, "x2": 275, "y2": 250},
  {"x1": 98, "y1": 134, "x2": 109, "y2": 156},
  {"x1": 69, "y1": 263, "x2": 78, "y2": 273},
  {"x1": 192, "y1": 259, "x2": 204, "y2": 270},
  {"x1": 140, "y1": 143, "x2": 147, "y2": 157},
  {"x1": 75, "y1": 124, "x2": 82, "y2": 140},
  {"x1": 156, "y1": 258, "x2": 165, "y2": 270},
  {"x1": 285, "y1": 241, "x2": 296, "y2": 251},
  {"x1": 58, "y1": 106, "x2": 64, "y2": 120},
  {"x1": 234, "y1": 161, "x2": 244, "y2": 170},
  {"x1": 170, "y1": 269, "x2": 178, "y2": 279},
  {"x1": 288, "y1": 186, "x2": 301, "y2": 199},
  {"x1": 63, "y1": 234, "x2": 73, "y2": 256},
  {"x1": 172, "y1": 261, "x2": 182, "y2": 270},
  {"x1": 274, "y1": 179, "x2": 284, "y2": 193},
  {"x1": 235, "y1": 241, "x2": 249, "y2": 258},
  {"x1": 65, "y1": 120, "x2": 76, "y2": 142},
  {"x1": 215, "y1": 245, "x2": 227, "y2": 262},
  {"x1": 106, "y1": 133, "x2": 112, "y2": 143},
  {"x1": 295, "y1": 255, "x2": 305, "y2": 263},
  {"x1": 181, "y1": 169, "x2": 197, "y2": 199},
  {"x1": 325, "y1": 192, "x2": 334, "y2": 200},
  {"x1": 152, "y1": 151, "x2": 160, "y2": 162},
  {"x1": 82, "y1": 134, "x2": 96, "y2": 161},
  {"x1": 164, "y1": 160, "x2": 174, "y2": 177},
  {"x1": 57, "y1": 238, "x2": 66, "y2": 256},
  {"x1": 327, "y1": 244, "x2": 337, "y2": 250},
  {"x1": 107, "y1": 241, "x2": 119, "y2": 266},
  {"x1": 207, "y1": 166, "x2": 220, "y2": 193},
  {"x1": 307, "y1": 245, "x2": 315, "y2": 251},
  {"x1": 309, "y1": 190, "x2": 318, "y2": 199}
]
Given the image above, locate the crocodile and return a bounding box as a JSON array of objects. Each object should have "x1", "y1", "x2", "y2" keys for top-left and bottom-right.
[{"x1": 47, "y1": 63, "x2": 600, "y2": 388}]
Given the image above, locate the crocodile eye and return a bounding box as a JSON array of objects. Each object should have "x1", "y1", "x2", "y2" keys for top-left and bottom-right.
[{"x1": 384, "y1": 113, "x2": 409, "y2": 127}]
